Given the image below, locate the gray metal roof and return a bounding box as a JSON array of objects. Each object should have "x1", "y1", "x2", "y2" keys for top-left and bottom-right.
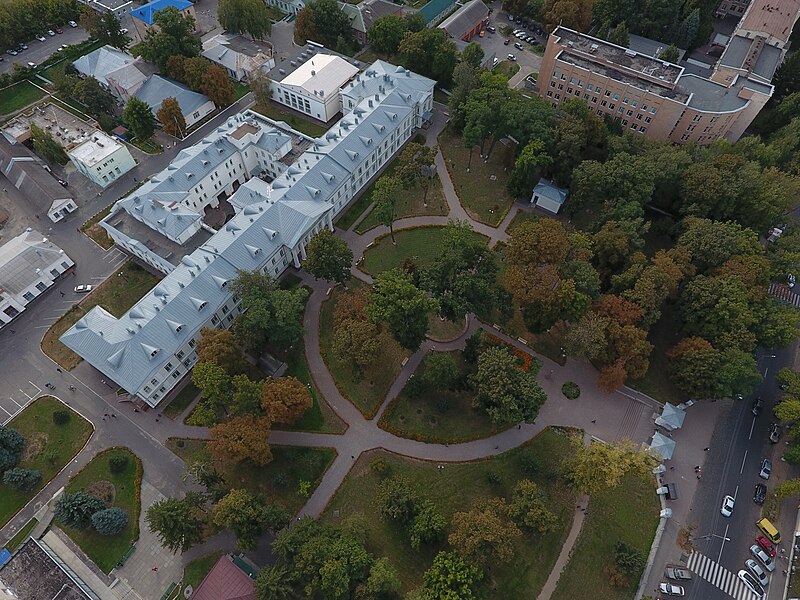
[
  {"x1": 134, "y1": 75, "x2": 213, "y2": 117},
  {"x1": 532, "y1": 178, "x2": 568, "y2": 205},
  {"x1": 73, "y1": 45, "x2": 137, "y2": 87},
  {"x1": 0, "y1": 229, "x2": 69, "y2": 296},
  {"x1": 438, "y1": 0, "x2": 488, "y2": 39}
]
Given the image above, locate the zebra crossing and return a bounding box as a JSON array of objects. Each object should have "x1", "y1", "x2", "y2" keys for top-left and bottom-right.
[
  {"x1": 768, "y1": 282, "x2": 800, "y2": 308},
  {"x1": 686, "y1": 551, "x2": 760, "y2": 600}
]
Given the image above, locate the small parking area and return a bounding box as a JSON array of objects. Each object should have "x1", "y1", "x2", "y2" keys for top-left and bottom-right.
[
  {"x1": 475, "y1": 4, "x2": 544, "y2": 85},
  {"x1": 0, "y1": 381, "x2": 41, "y2": 424},
  {"x1": 1, "y1": 26, "x2": 89, "y2": 75}
]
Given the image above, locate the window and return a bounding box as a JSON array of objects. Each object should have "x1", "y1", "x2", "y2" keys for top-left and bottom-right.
[
  {"x1": 561, "y1": 74, "x2": 566, "y2": 80},
  {"x1": 569, "y1": 77, "x2": 576, "y2": 84},
  {"x1": 151, "y1": 378, "x2": 158, "y2": 385},
  {"x1": 50, "y1": 269, "x2": 59, "y2": 277},
  {"x1": 547, "y1": 90, "x2": 553, "y2": 97},
  {"x1": 604, "y1": 90, "x2": 611, "y2": 97},
  {"x1": 631, "y1": 100, "x2": 638, "y2": 107},
  {"x1": 165, "y1": 362, "x2": 173, "y2": 372},
  {"x1": 587, "y1": 84, "x2": 594, "y2": 91},
  {"x1": 550, "y1": 81, "x2": 556, "y2": 88},
  {"x1": 650, "y1": 107, "x2": 657, "y2": 114},
  {"x1": 558, "y1": 83, "x2": 564, "y2": 90},
  {"x1": 61, "y1": 261, "x2": 70, "y2": 269},
  {"x1": 591, "y1": 96, "x2": 597, "y2": 103},
  {"x1": 23, "y1": 292, "x2": 34, "y2": 302},
  {"x1": 645, "y1": 116, "x2": 651, "y2": 123},
  {"x1": 640, "y1": 127, "x2": 646, "y2": 133},
  {"x1": 188, "y1": 339, "x2": 196, "y2": 348},
  {"x1": 177, "y1": 351, "x2": 185, "y2": 360},
  {"x1": 609, "y1": 103, "x2": 615, "y2": 110},
  {"x1": 577, "y1": 80, "x2": 583, "y2": 87},
  {"x1": 35, "y1": 282, "x2": 47, "y2": 292},
  {"x1": 159, "y1": 386, "x2": 166, "y2": 393},
  {"x1": 595, "y1": 87, "x2": 601, "y2": 94},
  {"x1": 613, "y1": 94, "x2": 619, "y2": 101},
  {"x1": 172, "y1": 370, "x2": 181, "y2": 379},
  {"x1": 622, "y1": 119, "x2": 628, "y2": 126},
  {"x1": 626, "y1": 110, "x2": 633, "y2": 116},
  {"x1": 623, "y1": 97, "x2": 629, "y2": 104},
  {"x1": 641, "y1": 104, "x2": 648, "y2": 111},
  {"x1": 631, "y1": 124, "x2": 638, "y2": 130},
  {"x1": 692, "y1": 114, "x2": 702, "y2": 122},
  {"x1": 567, "y1": 87, "x2": 573, "y2": 94},
  {"x1": 601, "y1": 100, "x2": 607, "y2": 107},
  {"x1": 144, "y1": 386, "x2": 151, "y2": 393},
  {"x1": 211, "y1": 315, "x2": 219, "y2": 325}
]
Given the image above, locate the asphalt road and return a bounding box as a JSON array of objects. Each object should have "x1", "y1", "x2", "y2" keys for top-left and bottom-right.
[
  {"x1": 478, "y1": 6, "x2": 543, "y2": 78},
  {"x1": 1, "y1": 25, "x2": 89, "y2": 74},
  {"x1": 684, "y1": 346, "x2": 797, "y2": 600}
]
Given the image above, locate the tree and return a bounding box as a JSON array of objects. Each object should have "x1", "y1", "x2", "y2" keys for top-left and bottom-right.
[
  {"x1": 132, "y1": 6, "x2": 201, "y2": 71},
  {"x1": 679, "y1": 274, "x2": 757, "y2": 349},
  {"x1": 398, "y1": 28, "x2": 458, "y2": 86},
  {"x1": 202, "y1": 65, "x2": 235, "y2": 107},
  {"x1": 91, "y1": 507, "x2": 129, "y2": 535},
  {"x1": 659, "y1": 44, "x2": 679, "y2": 63},
  {"x1": 209, "y1": 415, "x2": 272, "y2": 466},
  {"x1": 231, "y1": 374, "x2": 265, "y2": 416},
  {"x1": 29, "y1": 123, "x2": 67, "y2": 164},
  {"x1": 420, "y1": 551, "x2": 483, "y2": 600},
  {"x1": 303, "y1": 229, "x2": 353, "y2": 284},
  {"x1": 191, "y1": 361, "x2": 231, "y2": 424},
  {"x1": 409, "y1": 500, "x2": 446, "y2": 550},
  {"x1": 261, "y1": 376, "x2": 312, "y2": 425},
  {"x1": 81, "y1": 6, "x2": 128, "y2": 49},
  {"x1": 507, "y1": 140, "x2": 552, "y2": 197},
  {"x1": 471, "y1": 347, "x2": 545, "y2": 425},
  {"x1": 218, "y1": 0, "x2": 272, "y2": 40},
  {"x1": 332, "y1": 288, "x2": 381, "y2": 374},
  {"x1": 72, "y1": 76, "x2": 114, "y2": 116},
  {"x1": 509, "y1": 479, "x2": 557, "y2": 533},
  {"x1": 461, "y1": 42, "x2": 484, "y2": 68},
  {"x1": 448, "y1": 62, "x2": 481, "y2": 131},
  {"x1": 213, "y1": 489, "x2": 286, "y2": 550},
  {"x1": 773, "y1": 50, "x2": 800, "y2": 101},
  {"x1": 109, "y1": 454, "x2": 128, "y2": 473},
  {"x1": 2, "y1": 467, "x2": 41, "y2": 491},
  {"x1": 230, "y1": 270, "x2": 309, "y2": 351},
  {"x1": 542, "y1": 0, "x2": 593, "y2": 31},
  {"x1": 606, "y1": 21, "x2": 629, "y2": 46},
  {"x1": 196, "y1": 327, "x2": 247, "y2": 375},
  {"x1": 123, "y1": 96, "x2": 156, "y2": 141},
  {"x1": 364, "y1": 557, "x2": 401, "y2": 597},
  {"x1": 368, "y1": 14, "x2": 407, "y2": 56},
  {"x1": 449, "y1": 498, "x2": 521, "y2": 564},
  {"x1": 54, "y1": 491, "x2": 106, "y2": 529},
  {"x1": 775, "y1": 479, "x2": 800, "y2": 499},
  {"x1": 677, "y1": 217, "x2": 760, "y2": 273},
  {"x1": 299, "y1": 0, "x2": 351, "y2": 48},
  {"x1": 614, "y1": 541, "x2": 645, "y2": 574},
  {"x1": 376, "y1": 475, "x2": 418, "y2": 523},
  {"x1": 146, "y1": 493, "x2": 207, "y2": 552},
  {"x1": 563, "y1": 312, "x2": 608, "y2": 360},
  {"x1": 565, "y1": 437, "x2": 654, "y2": 494},
  {"x1": 667, "y1": 337, "x2": 761, "y2": 399},
  {"x1": 421, "y1": 352, "x2": 460, "y2": 391},
  {"x1": 0, "y1": 426, "x2": 24, "y2": 473},
  {"x1": 372, "y1": 175, "x2": 400, "y2": 244},
  {"x1": 156, "y1": 96, "x2": 186, "y2": 137},
  {"x1": 254, "y1": 565, "x2": 293, "y2": 600},
  {"x1": 676, "y1": 7, "x2": 700, "y2": 48},
  {"x1": 367, "y1": 268, "x2": 438, "y2": 350},
  {"x1": 294, "y1": 6, "x2": 317, "y2": 44},
  {"x1": 249, "y1": 67, "x2": 272, "y2": 106}
]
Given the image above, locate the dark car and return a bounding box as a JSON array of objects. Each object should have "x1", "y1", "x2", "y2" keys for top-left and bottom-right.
[
  {"x1": 754, "y1": 483, "x2": 766, "y2": 505},
  {"x1": 769, "y1": 423, "x2": 780, "y2": 443},
  {"x1": 504, "y1": 38, "x2": 510, "y2": 45},
  {"x1": 752, "y1": 397, "x2": 763, "y2": 416}
]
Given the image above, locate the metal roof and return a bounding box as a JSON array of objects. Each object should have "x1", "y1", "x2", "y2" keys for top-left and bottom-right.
[
  {"x1": 438, "y1": 0, "x2": 488, "y2": 38},
  {"x1": 0, "y1": 229, "x2": 69, "y2": 296},
  {"x1": 134, "y1": 75, "x2": 212, "y2": 117},
  {"x1": 73, "y1": 45, "x2": 136, "y2": 87},
  {"x1": 130, "y1": 0, "x2": 193, "y2": 24}
]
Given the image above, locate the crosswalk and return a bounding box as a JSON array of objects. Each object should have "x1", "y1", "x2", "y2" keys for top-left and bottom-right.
[
  {"x1": 687, "y1": 552, "x2": 760, "y2": 600},
  {"x1": 768, "y1": 282, "x2": 800, "y2": 308}
]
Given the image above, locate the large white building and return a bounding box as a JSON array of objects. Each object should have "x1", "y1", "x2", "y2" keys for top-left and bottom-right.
[
  {"x1": 61, "y1": 60, "x2": 434, "y2": 407},
  {"x1": 68, "y1": 131, "x2": 137, "y2": 188},
  {"x1": 0, "y1": 229, "x2": 74, "y2": 330}
]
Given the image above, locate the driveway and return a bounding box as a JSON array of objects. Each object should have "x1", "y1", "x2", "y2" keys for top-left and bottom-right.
[
  {"x1": 1, "y1": 27, "x2": 90, "y2": 74},
  {"x1": 475, "y1": 3, "x2": 543, "y2": 85}
]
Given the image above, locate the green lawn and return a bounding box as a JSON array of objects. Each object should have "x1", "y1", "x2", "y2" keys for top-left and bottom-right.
[
  {"x1": 163, "y1": 383, "x2": 199, "y2": 420},
  {"x1": 439, "y1": 127, "x2": 516, "y2": 226},
  {"x1": 551, "y1": 473, "x2": 660, "y2": 600},
  {"x1": 42, "y1": 262, "x2": 162, "y2": 370},
  {"x1": 495, "y1": 60, "x2": 520, "y2": 79},
  {"x1": 4, "y1": 517, "x2": 37, "y2": 552},
  {"x1": 253, "y1": 101, "x2": 328, "y2": 138},
  {"x1": 355, "y1": 177, "x2": 448, "y2": 234},
  {"x1": 318, "y1": 281, "x2": 409, "y2": 417},
  {"x1": 361, "y1": 226, "x2": 488, "y2": 276},
  {"x1": 80, "y1": 202, "x2": 114, "y2": 249},
  {"x1": 62, "y1": 447, "x2": 142, "y2": 573},
  {"x1": 183, "y1": 550, "x2": 225, "y2": 588},
  {"x1": 0, "y1": 396, "x2": 92, "y2": 528},
  {"x1": 0, "y1": 80, "x2": 47, "y2": 116},
  {"x1": 379, "y1": 350, "x2": 507, "y2": 443},
  {"x1": 427, "y1": 312, "x2": 465, "y2": 341},
  {"x1": 166, "y1": 439, "x2": 336, "y2": 516},
  {"x1": 336, "y1": 191, "x2": 375, "y2": 231},
  {"x1": 629, "y1": 301, "x2": 684, "y2": 404},
  {"x1": 507, "y1": 210, "x2": 538, "y2": 232},
  {"x1": 322, "y1": 427, "x2": 578, "y2": 595}
]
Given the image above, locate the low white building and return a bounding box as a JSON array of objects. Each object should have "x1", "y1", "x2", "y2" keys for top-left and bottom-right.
[
  {"x1": 268, "y1": 46, "x2": 360, "y2": 122},
  {"x1": 0, "y1": 229, "x2": 74, "y2": 329},
  {"x1": 68, "y1": 131, "x2": 136, "y2": 188},
  {"x1": 531, "y1": 178, "x2": 568, "y2": 214}
]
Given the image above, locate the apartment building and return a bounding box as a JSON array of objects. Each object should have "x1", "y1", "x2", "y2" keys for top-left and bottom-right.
[
  {"x1": 68, "y1": 131, "x2": 136, "y2": 188},
  {"x1": 537, "y1": 0, "x2": 800, "y2": 144},
  {"x1": 60, "y1": 60, "x2": 434, "y2": 407}
]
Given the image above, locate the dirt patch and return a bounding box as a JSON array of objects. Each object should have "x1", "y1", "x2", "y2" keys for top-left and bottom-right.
[
  {"x1": 87, "y1": 480, "x2": 116, "y2": 506},
  {"x1": 20, "y1": 432, "x2": 48, "y2": 462}
]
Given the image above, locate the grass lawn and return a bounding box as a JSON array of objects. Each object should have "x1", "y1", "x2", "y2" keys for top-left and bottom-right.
[
  {"x1": 62, "y1": 447, "x2": 142, "y2": 573},
  {"x1": 427, "y1": 312, "x2": 465, "y2": 342},
  {"x1": 0, "y1": 396, "x2": 92, "y2": 528},
  {"x1": 379, "y1": 350, "x2": 507, "y2": 443},
  {"x1": 233, "y1": 82, "x2": 250, "y2": 100},
  {"x1": 163, "y1": 383, "x2": 200, "y2": 420},
  {"x1": 439, "y1": 127, "x2": 516, "y2": 226},
  {"x1": 336, "y1": 191, "x2": 374, "y2": 231},
  {"x1": 183, "y1": 550, "x2": 225, "y2": 588},
  {"x1": 0, "y1": 80, "x2": 47, "y2": 116},
  {"x1": 166, "y1": 439, "x2": 336, "y2": 516},
  {"x1": 322, "y1": 427, "x2": 578, "y2": 595},
  {"x1": 80, "y1": 202, "x2": 114, "y2": 249},
  {"x1": 495, "y1": 60, "x2": 520, "y2": 79},
  {"x1": 42, "y1": 262, "x2": 161, "y2": 370},
  {"x1": 253, "y1": 101, "x2": 327, "y2": 138},
  {"x1": 318, "y1": 281, "x2": 409, "y2": 417},
  {"x1": 355, "y1": 177, "x2": 448, "y2": 233},
  {"x1": 551, "y1": 473, "x2": 660, "y2": 600},
  {"x1": 361, "y1": 226, "x2": 488, "y2": 276},
  {"x1": 508, "y1": 210, "x2": 538, "y2": 232},
  {"x1": 4, "y1": 517, "x2": 37, "y2": 552},
  {"x1": 629, "y1": 301, "x2": 684, "y2": 404}
]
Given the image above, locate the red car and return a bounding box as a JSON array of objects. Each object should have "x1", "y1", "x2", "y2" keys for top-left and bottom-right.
[{"x1": 756, "y1": 536, "x2": 777, "y2": 557}]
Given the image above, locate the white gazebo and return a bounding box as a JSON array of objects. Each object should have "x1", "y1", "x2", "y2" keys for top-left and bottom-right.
[
  {"x1": 655, "y1": 403, "x2": 686, "y2": 432},
  {"x1": 649, "y1": 432, "x2": 676, "y2": 461}
]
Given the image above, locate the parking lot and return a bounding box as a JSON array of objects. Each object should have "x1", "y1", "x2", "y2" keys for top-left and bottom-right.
[
  {"x1": 0, "y1": 380, "x2": 41, "y2": 424},
  {"x1": 475, "y1": 6, "x2": 544, "y2": 87},
  {"x1": 1, "y1": 24, "x2": 90, "y2": 74}
]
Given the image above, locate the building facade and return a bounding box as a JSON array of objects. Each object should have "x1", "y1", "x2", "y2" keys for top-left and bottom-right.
[
  {"x1": 133, "y1": 75, "x2": 216, "y2": 130},
  {"x1": 0, "y1": 229, "x2": 74, "y2": 330},
  {"x1": 266, "y1": 0, "x2": 304, "y2": 14},
  {"x1": 61, "y1": 60, "x2": 434, "y2": 407},
  {"x1": 68, "y1": 132, "x2": 136, "y2": 187}
]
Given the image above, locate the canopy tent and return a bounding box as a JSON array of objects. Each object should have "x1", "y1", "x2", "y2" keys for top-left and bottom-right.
[
  {"x1": 649, "y1": 432, "x2": 676, "y2": 460},
  {"x1": 655, "y1": 403, "x2": 686, "y2": 431}
]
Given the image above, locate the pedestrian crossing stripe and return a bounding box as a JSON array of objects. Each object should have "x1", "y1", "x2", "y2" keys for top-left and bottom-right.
[{"x1": 686, "y1": 551, "x2": 760, "y2": 600}]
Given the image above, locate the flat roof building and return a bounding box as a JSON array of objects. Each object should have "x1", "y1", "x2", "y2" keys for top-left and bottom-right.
[
  {"x1": 67, "y1": 131, "x2": 136, "y2": 188},
  {"x1": 78, "y1": 0, "x2": 133, "y2": 17}
]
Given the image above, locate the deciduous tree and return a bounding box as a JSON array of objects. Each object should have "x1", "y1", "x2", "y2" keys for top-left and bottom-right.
[
  {"x1": 507, "y1": 140, "x2": 553, "y2": 198},
  {"x1": 372, "y1": 175, "x2": 400, "y2": 244},
  {"x1": 303, "y1": 229, "x2": 353, "y2": 284},
  {"x1": 73, "y1": 76, "x2": 114, "y2": 116},
  {"x1": 409, "y1": 500, "x2": 446, "y2": 550},
  {"x1": 29, "y1": 124, "x2": 67, "y2": 164},
  {"x1": 213, "y1": 489, "x2": 286, "y2": 549},
  {"x1": 261, "y1": 376, "x2": 312, "y2": 425},
  {"x1": 471, "y1": 347, "x2": 545, "y2": 425},
  {"x1": 202, "y1": 64, "x2": 235, "y2": 107},
  {"x1": 209, "y1": 415, "x2": 273, "y2": 466},
  {"x1": 218, "y1": 0, "x2": 272, "y2": 39},
  {"x1": 449, "y1": 498, "x2": 521, "y2": 564},
  {"x1": 156, "y1": 96, "x2": 186, "y2": 137},
  {"x1": 254, "y1": 565, "x2": 293, "y2": 600},
  {"x1": 364, "y1": 557, "x2": 402, "y2": 597},
  {"x1": 368, "y1": 268, "x2": 438, "y2": 350},
  {"x1": 368, "y1": 14, "x2": 407, "y2": 55},
  {"x1": 123, "y1": 96, "x2": 156, "y2": 141},
  {"x1": 131, "y1": 6, "x2": 201, "y2": 71},
  {"x1": 231, "y1": 374, "x2": 264, "y2": 416},
  {"x1": 420, "y1": 551, "x2": 483, "y2": 600},
  {"x1": 196, "y1": 327, "x2": 247, "y2": 374},
  {"x1": 461, "y1": 42, "x2": 484, "y2": 68},
  {"x1": 332, "y1": 288, "x2": 381, "y2": 373},
  {"x1": 565, "y1": 437, "x2": 654, "y2": 494},
  {"x1": 376, "y1": 475, "x2": 418, "y2": 523},
  {"x1": 421, "y1": 352, "x2": 460, "y2": 391},
  {"x1": 146, "y1": 493, "x2": 207, "y2": 552},
  {"x1": 509, "y1": 479, "x2": 557, "y2": 533},
  {"x1": 249, "y1": 67, "x2": 271, "y2": 106}
]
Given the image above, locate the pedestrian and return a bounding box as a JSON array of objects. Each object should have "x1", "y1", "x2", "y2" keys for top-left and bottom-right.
[
  {"x1": 351, "y1": 455, "x2": 354, "y2": 459},
  {"x1": 104, "y1": 413, "x2": 109, "y2": 417},
  {"x1": 518, "y1": 424, "x2": 521, "y2": 430},
  {"x1": 56, "y1": 367, "x2": 62, "y2": 373},
  {"x1": 591, "y1": 419, "x2": 596, "y2": 423},
  {"x1": 669, "y1": 466, "x2": 675, "y2": 470},
  {"x1": 155, "y1": 418, "x2": 159, "y2": 422},
  {"x1": 704, "y1": 447, "x2": 710, "y2": 451},
  {"x1": 494, "y1": 445, "x2": 499, "y2": 450},
  {"x1": 35, "y1": 214, "x2": 39, "y2": 219},
  {"x1": 111, "y1": 414, "x2": 116, "y2": 418},
  {"x1": 151, "y1": 566, "x2": 158, "y2": 572},
  {"x1": 102, "y1": 416, "x2": 106, "y2": 421},
  {"x1": 59, "y1": 291, "x2": 65, "y2": 297},
  {"x1": 133, "y1": 408, "x2": 139, "y2": 413}
]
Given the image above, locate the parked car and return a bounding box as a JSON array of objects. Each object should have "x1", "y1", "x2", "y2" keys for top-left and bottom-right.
[
  {"x1": 504, "y1": 38, "x2": 510, "y2": 45},
  {"x1": 754, "y1": 483, "x2": 766, "y2": 505},
  {"x1": 508, "y1": 14, "x2": 514, "y2": 20},
  {"x1": 746, "y1": 559, "x2": 769, "y2": 586},
  {"x1": 120, "y1": 27, "x2": 128, "y2": 34},
  {"x1": 665, "y1": 567, "x2": 692, "y2": 580},
  {"x1": 658, "y1": 583, "x2": 684, "y2": 596},
  {"x1": 486, "y1": 26, "x2": 496, "y2": 32},
  {"x1": 55, "y1": 27, "x2": 63, "y2": 33},
  {"x1": 36, "y1": 34, "x2": 46, "y2": 42},
  {"x1": 756, "y1": 536, "x2": 777, "y2": 557},
  {"x1": 788, "y1": 273, "x2": 796, "y2": 288},
  {"x1": 47, "y1": 29, "x2": 55, "y2": 36},
  {"x1": 5, "y1": 49, "x2": 17, "y2": 56},
  {"x1": 759, "y1": 458, "x2": 772, "y2": 480},
  {"x1": 769, "y1": 423, "x2": 781, "y2": 443},
  {"x1": 18, "y1": 43, "x2": 27, "y2": 50},
  {"x1": 750, "y1": 544, "x2": 776, "y2": 572},
  {"x1": 738, "y1": 570, "x2": 766, "y2": 598},
  {"x1": 68, "y1": 20, "x2": 77, "y2": 27},
  {"x1": 720, "y1": 495, "x2": 735, "y2": 517},
  {"x1": 74, "y1": 285, "x2": 93, "y2": 293},
  {"x1": 506, "y1": 53, "x2": 516, "y2": 61},
  {"x1": 26, "y1": 61, "x2": 35, "y2": 68},
  {"x1": 514, "y1": 42, "x2": 524, "y2": 50},
  {"x1": 752, "y1": 396, "x2": 763, "y2": 415}
]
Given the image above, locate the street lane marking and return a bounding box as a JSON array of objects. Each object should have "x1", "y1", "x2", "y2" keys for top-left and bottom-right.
[
  {"x1": 687, "y1": 551, "x2": 758, "y2": 600},
  {"x1": 718, "y1": 524, "x2": 730, "y2": 563},
  {"x1": 740, "y1": 450, "x2": 748, "y2": 474},
  {"x1": 749, "y1": 417, "x2": 756, "y2": 440}
]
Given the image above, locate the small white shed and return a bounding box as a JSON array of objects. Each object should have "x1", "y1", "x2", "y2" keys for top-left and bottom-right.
[{"x1": 531, "y1": 178, "x2": 568, "y2": 214}]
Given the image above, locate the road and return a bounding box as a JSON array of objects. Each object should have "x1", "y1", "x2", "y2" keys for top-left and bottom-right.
[{"x1": 1, "y1": 26, "x2": 89, "y2": 74}]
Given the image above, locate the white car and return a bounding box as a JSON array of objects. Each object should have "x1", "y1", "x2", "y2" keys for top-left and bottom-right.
[
  {"x1": 658, "y1": 582, "x2": 684, "y2": 596},
  {"x1": 68, "y1": 20, "x2": 77, "y2": 27},
  {"x1": 35, "y1": 34, "x2": 46, "y2": 42},
  {"x1": 506, "y1": 53, "x2": 516, "y2": 61},
  {"x1": 120, "y1": 27, "x2": 128, "y2": 34},
  {"x1": 746, "y1": 559, "x2": 769, "y2": 586},
  {"x1": 738, "y1": 569, "x2": 766, "y2": 598},
  {"x1": 750, "y1": 544, "x2": 776, "y2": 572},
  {"x1": 47, "y1": 29, "x2": 56, "y2": 36},
  {"x1": 74, "y1": 284, "x2": 93, "y2": 293},
  {"x1": 720, "y1": 495, "x2": 735, "y2": 517}
]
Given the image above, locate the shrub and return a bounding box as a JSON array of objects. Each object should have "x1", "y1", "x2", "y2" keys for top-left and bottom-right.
[
  {"x1": 561, "y1": 381, "x2": 581, "y2": 399},
  {"x1": 0, "y1": 426, "x2": 25, "y2": 473},
  {"x1": 2, "y1": 467, "x2": 42, "y2": 491},
  {"x1": 298, "y1": 480, "x2": 311, "y2": 497},
  {"x1": 519, "y1": 450, "x2": 540, "y2": 476},
  {"x1": 91, "y1": 507, "x2": 129, "y2": 535},
  {"x1": 54, "y1": 491, "x2": 106, "y2": 529},
  {"x1": 52, "y1": 410, "x2": 70, "y2": 425},
  {"x1": 405, "y1": 377, "x2": 424, "y2": 399},
  {"x1": 614, "y1": 541, "x2": 645, "y2": 574},
  {"x1": 484, "y1": 470, "x2": 502, "y2": 485},
  {"x1": 109, "y1": 455, "x2": 128, "y2": 474},
  {"x1": 785, "y1": 444, "x2": 800, "y2": 465},
  {"x1": 272, "y1": 472, "x2": 288, "y2": 487},
  {"x1": 370, "y1": 457, "x2": 391, "y2": 478},
  {"x1": 176, "y1": 439, "x2": 185, "y2": 448}
]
